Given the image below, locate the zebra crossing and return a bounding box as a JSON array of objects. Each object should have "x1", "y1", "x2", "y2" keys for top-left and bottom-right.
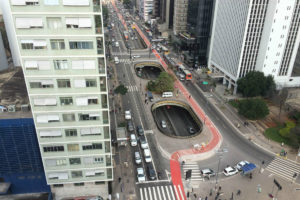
[
  {"x1": 126, "y1": 85, "x2": 138, "y2": 92},
  {"x1": 119, "y1": 58, "x2": 131, "y2": 64},
  {"x1": 139, "y1": 184, "x2": 185, "y2": 200},
  {"x1": 182, "y1": 162, "x2": 203, "y2": 181},
  {"x1": 266, "y1": 157, "x2": 300, "y2": 182}
]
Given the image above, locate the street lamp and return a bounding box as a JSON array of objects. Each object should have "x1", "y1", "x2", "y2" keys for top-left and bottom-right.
[{"x1": 215, "y1": 148, "x2": 228, "y2": 190}]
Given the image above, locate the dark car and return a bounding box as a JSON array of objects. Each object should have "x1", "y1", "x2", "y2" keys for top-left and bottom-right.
[
  {"x1": 127, "y1": 121, "x2": 134, "y2": 132},
  {"x1": 136, "y1": 125, "x2": 144, "y2": 136},
  {"x1": 147, "y1": 165, "x2": 156, "y2": 180}
]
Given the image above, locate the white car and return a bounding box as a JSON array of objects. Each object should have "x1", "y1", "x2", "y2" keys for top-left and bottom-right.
[
  {"x1": 223, "y1": 166, "x2": 238, "y2": 176},
  {"x1": 236, "y1": 161, "x2": 250, "y2": 171},
  {"x1": 140, "y1": 136, "x2": 148, "y2": 149},
  {"x1": 135, "y1": 152, "x2": 142, "y2": 164},
  {"x1": 125, "y1": 110, "x2": 131, "y2": 120},
  {"x1": 130, "y1": 134, "x2": 137, "y2": 146},
  {"x1": 137, "y1": 167, "x2": 146, "y2": 182},
  {"x1": 143, "y1": 148, "x2": 152, "y2": 163},
  {"x1": 132, "y1": 55, "x2": 141, "y2": 58},
  {"x1": 161, "y1": 120, "x2": 167, "y2": 128}
]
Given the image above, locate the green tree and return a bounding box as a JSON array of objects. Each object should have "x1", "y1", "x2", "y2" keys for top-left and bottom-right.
[
  {"x1": 114, "y1": 84, "x2": 128, "y2": 95},
  {"x1": 289, "y1": 125, "x2": 300, "y2": 147},
  {"x1": 237, "y1": 71, "x2": 275, "y2": 97},
  {"x1": 238, "y1": 98, "x2": 269, "y2": 120},
  {"x1": 279, "y1": 121, "x2": 296, "y2": 138},
  {"x1": 147, "y1": 72, "x2": 175, "y2": 93}
]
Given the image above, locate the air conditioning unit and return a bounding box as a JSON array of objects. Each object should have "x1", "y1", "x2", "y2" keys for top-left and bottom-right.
[{"x1": 8, "y1": 105, "x2": 16, "y2": 112}]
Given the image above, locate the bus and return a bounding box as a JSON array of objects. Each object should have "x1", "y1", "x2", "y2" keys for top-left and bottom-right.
[
  {"x1": 182, "y1": 69, "x2": 192, "y2": 80},
  {"x1": 123, "y1": 31, "x2": 129, "y2": 41}
]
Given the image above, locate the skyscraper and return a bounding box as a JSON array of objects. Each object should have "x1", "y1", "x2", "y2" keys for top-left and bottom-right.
[
  {"x1": 208, "y1": 0, "x2": 300, "y2": 93},
  {"x1": 7, "y1": 0, "x2": 112, "y2": 198}
]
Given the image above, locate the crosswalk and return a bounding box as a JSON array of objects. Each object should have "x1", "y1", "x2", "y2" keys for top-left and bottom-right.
[
  {"x1": 119, "y1": 58, "x2": 131, "y2": 64},
  {"x1": 126, "y1": 85, "x2": 138, "y2": 92},
  {"x1": 182, "y1": 162, "x2": 203, "y2": 181},
  {"x1": 139, "y1": 184, "x2": 185, "y2": 200},
  {"x1": 266, "y1": 157, "x2": 300, "y2": 182}
]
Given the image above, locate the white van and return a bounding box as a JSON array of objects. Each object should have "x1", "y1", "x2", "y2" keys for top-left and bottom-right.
[
  {"x1": 114, "y1": 57, "x2": 119, "y2": 64},
  {"x1": 162, "y1": 92, "x2": 173, "y2": 98},
  {"x1": 143, "y1": 148, "x2": 152, "y2": 163},
  {"x1": 115, "y1": 42, "x2": 119, "y2": 47}
]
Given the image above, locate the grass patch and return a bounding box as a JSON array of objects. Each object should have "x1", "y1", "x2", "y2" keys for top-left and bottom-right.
[
  {"x1": 264, "y1": 125, "x2": 293, "y2": 146},
  {"x1": 228, "y1": 99, "x2": 239, "y2": 108}
]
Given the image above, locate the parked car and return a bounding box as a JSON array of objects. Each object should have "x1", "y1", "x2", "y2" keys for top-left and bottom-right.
[
  {"x1": 127, "y1": 120, "x2": 134, "y2": 132},
  {"x1": 135, "y1": 36, "x2": 138, "y2": 40},
  {"x1": 201, "y1": 169, "x2": 215, "y2": 178},
  {"x1": 140, "y1": 136, "x2": 148, "y2": 149},
  {"x1": 132, "y1": 55, "x2": 141, "y2": 58},
  {"x1": 130, "y1": 134, "x2": 137, "y2": 146},
  {"x1": 125, "y1": 110, "x2": 131, "y2": 120},
  {"x1": 223, "y1": 166, "x2": 238, "y2": 176},
  {"x1": 143, "y1": 148, "x2": 152, "y2": 163},
  {"x1": 236, "y1": 161, "x2": 250, "y2": 171},
  {"x1": 161, "y1": 120, "x2": 167, "y2": 128},
  {"x1": 147, "y1": 165, "x2": 157, "y2": 180},
  {"x1": 136, "y1": 125, "x2": 144, "y2": 136},
  {"x1": 134, "y1": 151, "x2": 142, "y2": 164},
  {"x1": 137, "y1": 167, "x2": 146, "y2": 182}
]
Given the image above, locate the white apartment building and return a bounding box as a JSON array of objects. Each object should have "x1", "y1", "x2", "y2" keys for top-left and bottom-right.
[
  {"x1": 139, "y1": 0, "x2": 153, "y2": 22},
  {"x1": 208, "y1": 0, "x2": 300, "y2": 93},
  {"x1": 7, "y1": 0, "x2": 112, "y2": 199}
]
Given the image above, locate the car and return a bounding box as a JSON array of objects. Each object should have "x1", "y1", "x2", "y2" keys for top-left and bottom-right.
[
  {"x1": 188, "y1": 127, "x2": 195, "y2": 134},
  {"x1": 115, "y1": 41, "x2": 119, "y2": 47},
  {"x1": 140, "y1": 136, "x2": 148, "y2": 149},
  {"x1": 201, "y1": 169, "x2": 215, "y2": 178},
  {"x1": 132, "y1": 55, "x2": 141, "y2": 58},
  {"x1": 130, "y1": 134, "x2": 137, "y2": 146},
  {"x1": 111, "y1": 38, "x2": 115, "y2": 42},
  {"x1": 223, "y1": 166, "x2": 238, "y2": 176},
  {"x1": 137, "y1": 167, "x2": 146, "y2": 182},
  {"x1": 143, "y1": 148, "x2": 152, "y2": 163},
  {"x1": 127, "y1": 120, "x2": 134, "y2": 132},
  {"x1": 135, "y1": 36, "x2": 138, "y2": 40},
  {"x1": 236, "y1": 161, "x2": 250, "y2": 171},
  {"x1": 134, "y1": 151, "x2": 142, "y2": 164},
  {"x1": 147, "y1": 165, "x2": 156, "y2": 180},
  {"x1": 131, "y1": 37, "x2": 134, "y2": 40},
  {"x1": 125, "y1": 110, "x2": 131, "y2": 120},
  {"x1": 136, "y1": 125, "x2": 144, "y2": 136},
  {"x1": 161, "y1": 120, "x2": 167, "y2": 128}
]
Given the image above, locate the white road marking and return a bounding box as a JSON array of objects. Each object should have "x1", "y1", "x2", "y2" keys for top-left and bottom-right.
[
  {"x1": 157, "y1": 186, "x2": 162, "y2": 200},
  {"x1": 140, "y1": 188, "x2": 144, "y2": 200},
  {"x1": 161, "y1": 186, "x2": 166, "y2": 200},
  {"x1": 144, "y1": 187, "x2": 148, "y2": 200},
  {"x1": 148, "y1": 187, "x2": 152, "y2": 200},
  {"x1": 174, "y1": 185, "x2": 180, "y2": 200},
  {"x1": 169, "y1": 185, "x2": 176, "y2": 200},
  {"x1": 165, "y1": 185, "x2": 171, "y2": 200},
  {"x1": 178, "y1": 185, "x2": 184, "y2": 200}
]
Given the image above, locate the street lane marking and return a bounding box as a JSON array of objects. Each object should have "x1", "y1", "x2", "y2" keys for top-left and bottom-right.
[
  {"x1": 140, "y1": 188, "x2": 144, "y2": 200},
  {"x1": 165, "y1": 185, "x2": 171, "y2": 200},
  {"x1": 148, "y1": 187, "x2": 152, "y2": 200},
  {"x1": 157, "y1": 186, "x2": 162, "y2": 200},
  {"x1": 161, "y1": 186, "x2": 166, "y2": 200},
  {"x1": 173, "y1": 185, "x2": 180, "y2": 200},
  {"x1": 144, "y1": 188, "x2": 148, "y2": 200},
  {"x1": 169, "y1": 185, "x2": 176, "y2": 200},
  {"x1": 152, "y1": 187, "x2": 157, "y2": 200},
  {"x1": 178, "y1": 185, "x2": 184, "y2": 200}
]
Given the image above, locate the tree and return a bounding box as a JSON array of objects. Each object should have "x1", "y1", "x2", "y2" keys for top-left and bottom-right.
[
  {"x1": 279, "y1": 121, "x2": 296, "y2": 138},
  {"x1": 147, "y1": 72, "x2": 175, "y2": 93},
  {"x1": 238, "y1": 98, "x2": 269, "y2": 120},
  {"x1": 289, "y1": 125, "x2": 300, "y2": 147},
  {"x1": 237, "y1": 71, "x2": 275, "y2": 97},
  {"x1": 122, "y1": 0, "x2": 131, "y2": 8},
  {"x1": 114, "y1": 84, "x2": 128, "y2": 95}
]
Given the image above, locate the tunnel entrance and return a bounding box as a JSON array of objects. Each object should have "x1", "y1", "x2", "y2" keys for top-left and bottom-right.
[{"x1": 135, "y1": 62, "x2": 163, "y2": 80}]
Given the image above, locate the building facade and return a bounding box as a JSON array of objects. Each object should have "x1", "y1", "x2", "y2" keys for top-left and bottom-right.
[
  {"x1": 173, "y1": 0, "x2": 188, "y2": 35},
  {"x1": 208, "y1": 0, "x2": 300, "y2": 93},
  {"x1": 8, "y1": 0, "x2": 112, "y2": 198}
]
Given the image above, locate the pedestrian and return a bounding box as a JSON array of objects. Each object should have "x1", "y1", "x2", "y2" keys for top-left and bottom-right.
[
  {"x1": 237, "y1": 190, "x2": 241, "y2": 196},
  {"x1": 249, "y1": 173, "x2": 252, "y2": 179},
  {"x1": 205, "y1": 197, "x2": 208, "y2": 200},
  {"x1": 194, "y1": 193, "x2": 197, "y2": 198},
  {"x1": 182, "y1": 161, "x2": 185, "y2": 165},
  {"x1": 145, "y1": 99, "x2": 147, "y2": 104},
  {"x1": 118, "y1": 177, "x2": 121, "y2": 183},
  {"x1": 219, "y1": 186, "x2": 222, "y2": 191},
  {"x1": 189, "y1": 95, "x2": 191, "y2": 99}
]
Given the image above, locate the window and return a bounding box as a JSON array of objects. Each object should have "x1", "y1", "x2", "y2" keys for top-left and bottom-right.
[
  {"x1": 47, "y1": 17, "x2": 62, "y2": 29},
  {"x1": 54, "y1": 60, "x2": 68, "y2": 70},
  {"x1": 37, "y1": 114, "x2": 60, "y2": 123},
  {"x1": 15, "y1": 18, "x2": 43, "y2": 29},
  {"x1": 88, "y1": 98, "x2": 98, "y2": 105},
  {"x1": 66, "y1": 18, "x2": 92, "y2": 28},
  {"x1": 26, "y1": 0, "x2": 39, "y2": 5},
  {"x1": 40, "y1": 130, "x2": 62, "y2": 137},
  {"x1": 95, "y1": 181, "x2": 105, "y2": 185},
  {"x1": 67, "y1": 144, "x2": 79, "y2": 152},
  {"x1": 33, "y1": 98, "x2": 56, "y2": 106},
  {"x1": 79, "y1": 113, "x2": 100, "y2": 121},
  {"x1": 94, "y1": 157, "x2": 104, "y2": 163},
  {"x1": 285, "y1": 16, "x2": 289, "y2": 20},
  {"x1": 76, "y1": 97, "x2": 98, "y2": 106},
  {"x1": 53, "y1": 184, "x2": 64, "y2": 188},
  {"x1": 62, "y1": 113, "x2": 75, "y2": 122},
  {"x1": 45, "y1": 159, "x2": 67, "y2": 166},
  {"x1": 50, "y1": 39, "x2": 65, "y2": 50},
  {"x1": 69, "y1": 158, "x2": 81, "y2": 165},
  {"x1": 44, "y1": 0, "x2": 59, "y2": 5},
  {"x1": 65, "y1": 129, "x2": 77, "y2": 137},
  {"x1": 60, "y1": 97, "x2": 73, "y2": 105},
  {"x1": 21, "y1": 40, "x2": 47, "y2": 50},
  {"x1": 80, "y1": 127, "x2": 101, "y2": 136},
  {"x1": 71, "y1": 171, "x2": 83, "y2": 178},
  {"x1": 57, "y1": 79, "x2": 71, "y2": 88},
  {"x1": 82, "y1": 143, "x2": 102, "y2": 150},
  {"x1": 43, "y1": 146, "x2": 64, "y2": 152},
  {"x1": 30, "y1": 80, "x2": 54, "y2": 88},
  {"x1": 86, "y1": 79, "x2": 96, "y2": 87},
  {"x1": 63, "y1": 0, "x2": 90, "y2": 6},
  {"x1": 74, "y1": 182, "x2": 84, "y2": 186},
  {"x1": 69, "y1": 41, "x2": 93, "y2": 49},
  {"x1": 71, "y1": 60, "x2": 95, "y2": 69},
  {"x1": 25, "y1": 60, "x2": 50, "y2": 70}
]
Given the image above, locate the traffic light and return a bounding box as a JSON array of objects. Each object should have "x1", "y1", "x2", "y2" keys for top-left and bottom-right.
[{"x1": 185, "y1": 170, "x2": 192, "y2": 180}]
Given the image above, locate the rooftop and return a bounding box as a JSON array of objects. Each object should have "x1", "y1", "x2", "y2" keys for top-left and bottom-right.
[{"x1": 0, "y1": 67, "x2": 32, "y2": 119}]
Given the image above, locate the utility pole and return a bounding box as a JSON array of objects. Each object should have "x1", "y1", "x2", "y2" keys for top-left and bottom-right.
[
  {"x1": 149, "y1": 43, "x2": 152, "y2": 58},
  {"x1": 215, "y1": 148, "x2": 228, "y2": 191}
]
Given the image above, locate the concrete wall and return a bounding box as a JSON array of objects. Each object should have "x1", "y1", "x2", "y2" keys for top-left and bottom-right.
[{"x1": 0, "y1": 32, "x2": 8, "y2": 71}]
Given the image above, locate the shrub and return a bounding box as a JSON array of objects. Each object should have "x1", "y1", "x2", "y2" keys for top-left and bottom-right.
[{"x1": 238, "y1": 98, "x2": 269, "y2": 120}]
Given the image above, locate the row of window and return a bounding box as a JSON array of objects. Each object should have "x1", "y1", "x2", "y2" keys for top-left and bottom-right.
[
  {"x1": 21, "y1": 40, "x2": 94, "y2": 50},
  {"x1": 36, "y1": 112, "x2": 106, "y2": 123},
  {"x1": 11, "y1": 0, "x2": 91, "y2": 6},
  {"x1": 39, "y1": 127, "x2": 107, "y2": 138},
  {"x1": 53, "y1": 181, "x2": 105, "y2": 188},
  {"x1": 43, "y1": 143, "x2": 102, "y2": 153},
  {"x1": 34, "y1": 96, "x2": 99, "y2": 107}
]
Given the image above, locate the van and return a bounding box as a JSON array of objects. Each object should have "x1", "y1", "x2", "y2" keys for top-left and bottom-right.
[
  {"x1": 115, "y1": 42, "x2": 119, "y2": 47},
  {"x1": 143, "y1": 148, "x2": 152, "y2": 163},
  {"x1": 114, "y1": 57, "x2": 119, "y2": 64},
  {"x1": 162, "y1": 92, "x2": 173, "y2": 98}
]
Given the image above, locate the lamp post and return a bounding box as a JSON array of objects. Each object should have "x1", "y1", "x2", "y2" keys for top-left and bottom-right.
[{"x1": 215, "y1": 148, "x2": 228, "y2": 190}]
